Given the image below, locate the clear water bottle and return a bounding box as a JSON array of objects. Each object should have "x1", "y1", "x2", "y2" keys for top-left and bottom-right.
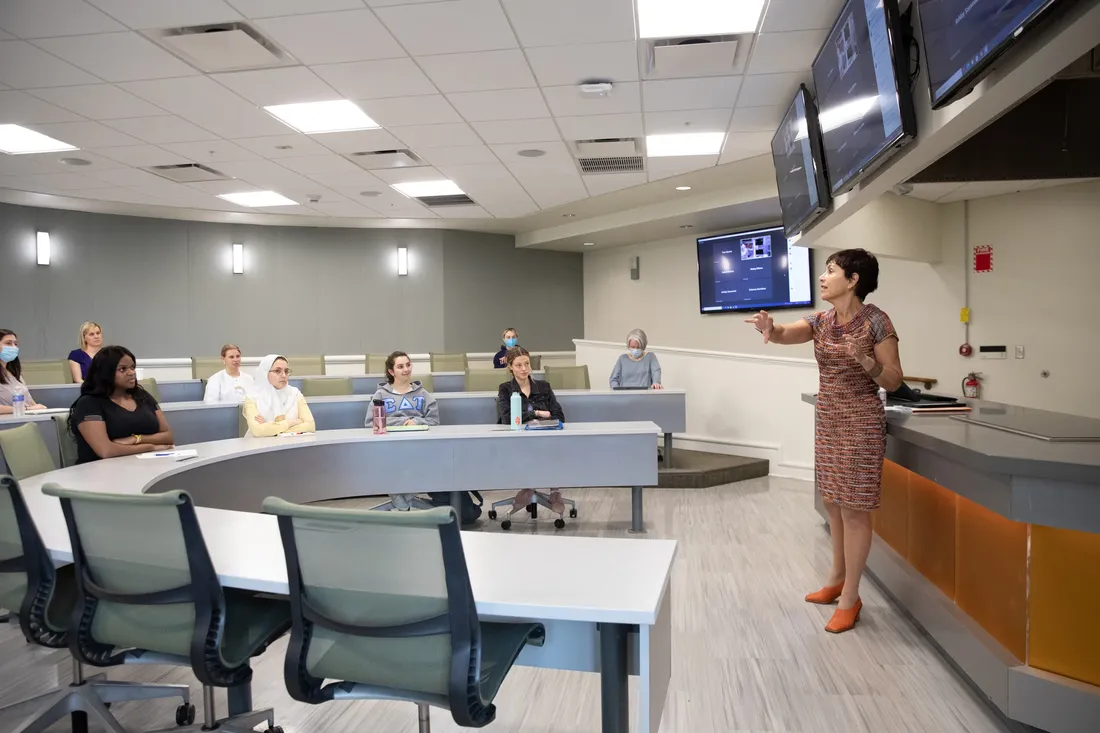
[
  {"x1": 510, "y1": 391, "x2": 521, "y2": 430},
  {"x1": 878, "y1": 387, "x2": 887, "y2": 411},
  {"x1": 371, "y1": 399, "x2": 387, "y2": 435},
  {"x1": 12, "y1": 383, "x2": 25, "y2": 417}
]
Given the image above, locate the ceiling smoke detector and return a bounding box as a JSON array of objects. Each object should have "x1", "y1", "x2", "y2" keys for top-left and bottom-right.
[{"x1": 579, "y1": 82, "x2": 614, "y2": 98}]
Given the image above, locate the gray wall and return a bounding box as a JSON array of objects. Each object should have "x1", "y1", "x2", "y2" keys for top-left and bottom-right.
[{"x1": 0, "y1": 203, "x2": 583, "y2": 359}]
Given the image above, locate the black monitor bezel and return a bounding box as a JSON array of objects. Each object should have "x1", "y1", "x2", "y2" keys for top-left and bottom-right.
[
  {"x1": 695, "y1": 225, "x2": 816, "y2": 315},
  {"x1": 771, "y1": 84, "x2": 833, "y2": 237}
]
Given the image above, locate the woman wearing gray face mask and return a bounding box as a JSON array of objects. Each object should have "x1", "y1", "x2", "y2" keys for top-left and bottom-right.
[{"x1": 609, "y1": 328, "x2": 663, "y2": 390}]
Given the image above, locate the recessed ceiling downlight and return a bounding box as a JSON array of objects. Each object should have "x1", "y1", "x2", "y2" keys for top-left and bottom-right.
[
  {"x1": 60, "y1": 157, "x2": 92, "y2": 166},
  {"x1": 518, "y1": 149, "x2": 545, "y2": 157}
]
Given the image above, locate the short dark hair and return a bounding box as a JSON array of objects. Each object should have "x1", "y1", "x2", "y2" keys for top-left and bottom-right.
[
  {"x1": 0, "y1": 328, "x2": 21, "y2": 385},
  {"x1": 385, "y1": 351, "x2": 410, "y2": 384},
  {"x1": 505, "y1": 346, "x2": 530, "y2": 367},
  {"x1": 826, "y1": 249, "x2": 879, "y2": 300}
]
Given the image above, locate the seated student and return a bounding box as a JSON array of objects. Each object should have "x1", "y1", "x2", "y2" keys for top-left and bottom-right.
[
  {"x1": 68, "y1": 345, "x2": 175, "y2": 464},
  {"x1": 609, "y1": 328, "x2": 664, "y2": 389},
  {"x1": 496, "y1": 346, "x2": 567, "y2": 514},
  {"x1": 242, "y1": 354, "x2": 315, "y2": 437},
  {"x1": 67, "y1": 321, "x2": 103, "y2": 383},
  {"x1": 203, "y1": 343, "x2": 254, "y2": 404},
  {"x1": 370, "y1": 351, "x2": 440, "y2": 511},
  {"x1": 492, "y1": 327, "x2": 519, "y2": 369},
  {"x1": 0, "y1": 328, "x2": 47, "y2": 413}
]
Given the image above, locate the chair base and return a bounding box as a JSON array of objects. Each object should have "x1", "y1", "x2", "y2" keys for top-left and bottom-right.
[
  {"x1": 149, "y1": 706, "x2": 277, "y2": 733},
  {"x1": 371, "y1": 496, "x2": 436, "y2": 512},
  {"x1": 0, "y1": 672, "x2": 191, "y2": 733},
  {"x1": 492, "y1": 490, "x2": 576, "y2": 517}
]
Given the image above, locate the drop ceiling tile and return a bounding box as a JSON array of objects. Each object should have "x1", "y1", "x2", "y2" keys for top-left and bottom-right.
[
  {"x1": 0, "y1": 149, "x2": 127, "y2": 173},
  {"x1": 373, "y1": 0, "x2": 517, "y2": 55},
  {"x1": 492, "y1": 140, "x2": 575, "y2": 170},
  {"x1": 644, "y1": 108, "x2": 732, "y2": 135},
  {"x1": 0, "y1": 30, "x2": 11, "y2": 40},
  {"x1": 33, "y1": 32, "x2": 201, "y2": 82},
  {"x1": 471, "y1": 118, "x2": 560, "y2": 145},
  {"x1": 0, "y1": 90, "x2": 89, "y2": 123},
  {"x1": 23, "y1": 171, "x2": 118, "y2": 190},
  {"x1": 120, "y1": 76, "x2": 290, "y2": 138},
  {"x1": 68, "y1": 186, "x2": 172, "y2": 205},
  {"x1": 213, "y1": 158, "x2": 319, "y2": 191},
  {"x1": 313, "y1": 129, "x2": 403, "y2": 153},
  {"x1": 312, "y1": 58, "x2": 438, "y2": 100},
  {"x1": 230, "y1": 134, "x2": 332, "y2": 158},
  {"x1": 416, "y1": 145, "x2": 498, "y2": 166},
  {"x1": 27, "y1": 85, "x2": 167, "y2": 120},
  {"x1": 738, "y1": 71, "x2": 806, "y2": 107},
  {"x1": 728, "y1": 105, "x2": 785, "y2": 132},
  {"x1": 371, "y1": 166, "x2": 445, "y2": 185},
  {"x1": 646, "y1": 155, "x2": 719, "y2": 181},
  {"x1": 306, "y1": 169, "x2": 387, "y2": 188},
  {"x1": 509, "y1": 168, "x2": 588, "y2": 209},
  {"x1": 524, "y1": 42, "x2": 639, "y2": 87},
  {"x1": 89, "y1": 144, "x2": 193, "y2": 167},
  {"x1": 643, "y1": 77, "x2": 742, "y2": 112},
  {"x1": 187, "y1": 179, "x2": 264, "y2": 195},
  {"x1": 158, "y1": 140, "x2": 261, "y2": 164},
  {"x1": 278, "y1": 154, "x2": 363, "y2": 175},
  {"x1": 502, "y1": 0, "x2": 635, "y2": 47},
  {"x1": 82, "y1": 167, "x2": 173, "y2": 187},
  {"x1": 212, "y1": 67, "x2": 339, "y2": 107},
  {"x1": 905, "y1": 182, "x2": 965, "y2": 203},
  {"x1": 542, "y1": 82, "x2": 640, "y2": 117},
  {"x1": 308, "y1": 200, "x2": 385, "y2": 218},
  {"x1": 0, "y1": 0, "x2": 126, "y2": 38},
  {"x1": 583, "y1": 171, "x2": 647, "y2": 196},
  {"x1": 85, "y1": 0, "x2": 242, "y2": 29},
  {"x1": 28, "y1": 120, "x2": 145, "y2": 148},
  {"x1": 480, "y1": 197, "x2": 539, "y2": 217},
  {"x1": 554, "y1": 113, "x2": 643, "y2": 141},
  {"x1": 446, "y1": 88, "x2": 549, "y2": 122},
  {"x1": 102, "y1": 115, "x2": 220, "y2": 144},
  {"x1": 256, "y1": 10, "x2": 405, "y2": 64},
  {"x1": 435, "y1": 205, "x2": 491, "y2": 218},
  {"x1": 227, "y1": 0, "x2": 365, "y2": 18},
  {"x1": 358, "y1": 95, "x2": 461, "y2": 126},
  {"x1": 390, "y1": 122, "x2": 481, "y2": 149},
  {"x1": 761, "y1": 0, "x2": 845, "y2": 33},
  {"x1": 747, "y1": 30, "x2": 830, "y2": 75},
  {"x1": 718, "y1": 131, "x2": 775, "y2": 164},
  {"x1": 0, "y1": 41, "x2": 101, "y2": 88},
  {"x1": 418, "y1": 50, "x2": 536, "y2": 93}
]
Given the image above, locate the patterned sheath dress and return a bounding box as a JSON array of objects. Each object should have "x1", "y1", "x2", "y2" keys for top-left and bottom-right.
[{"x1": 805, "y1": 303, "x2": 898, "y2": 511}]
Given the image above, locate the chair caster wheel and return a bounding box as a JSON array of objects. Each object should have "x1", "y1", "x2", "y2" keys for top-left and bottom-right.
[
  {"x1": 569, "y1": 509, "x2": 578, "y2": 518},
  {"x1": 554, "y1": 518, "x2": 565, "y2": 529},
  {"x1": 525, "y1": 504, "x2": 535, "y2": 514},
  {"x1": 175, "y1": 703, "x2": 196, "y2": 726},
  {"x1": 501, "y1": 520, "x2": 512, "y2": 530},
  {"x1": 264, "y1": 727, "x2": 284, "y2": 733},
  {"x1": 488, "y1": 510, "x2": 497, "y2": 520}
]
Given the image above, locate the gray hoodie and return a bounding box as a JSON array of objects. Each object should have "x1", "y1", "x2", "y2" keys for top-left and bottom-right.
[{"x1": 368, "y1": 381, "x2": 440, "y2": 427}]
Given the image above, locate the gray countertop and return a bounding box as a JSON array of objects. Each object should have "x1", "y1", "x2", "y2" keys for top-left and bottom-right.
[{"x1": 802, "y1": 394, "x2": 1100, "y2": 485}]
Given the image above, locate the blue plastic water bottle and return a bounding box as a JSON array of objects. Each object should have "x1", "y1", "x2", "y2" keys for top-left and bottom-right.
[{"x1": 510, "y1": 391, "x2": 521, "y2": 430}]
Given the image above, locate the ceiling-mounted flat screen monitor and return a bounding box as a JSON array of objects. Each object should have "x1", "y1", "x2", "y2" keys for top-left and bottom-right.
[
  {"x1": 918, "y1": 0, "x2": 1074, "y2": 109},
  {"x1": 771, "y1": 84, "x2": 832, "y2": 236},
  {"x1": 811, "y1": 0, "x2": 917, "y2": 195},
  {"x1": 697, "y1": 226, "x2": 814, "y2": 314}
]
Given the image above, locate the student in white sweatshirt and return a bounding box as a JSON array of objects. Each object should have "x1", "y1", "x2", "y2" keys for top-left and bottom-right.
[{"x1": 203, "y1": 343, "x2": 255, "y2": 404}]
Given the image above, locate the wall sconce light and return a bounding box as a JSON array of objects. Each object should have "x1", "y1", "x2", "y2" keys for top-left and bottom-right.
[
  {"x1": 232, "y1": 243, "x2": 244, "y2": 274},
  {"x1": 36, "y1": 231, "x2": 50, "y2": 265},
  {"x1": 397, "y1": 246, "x2": 408, "y2": 276}
]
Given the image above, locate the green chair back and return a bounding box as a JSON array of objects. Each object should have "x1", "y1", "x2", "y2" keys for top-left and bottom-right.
[
  {"x1": 139, "y1": 377, "x2": 162, "y2": 402},
  {"x1": 20, "y1": 360, "x2": 69, "y2": 386},
  {"x1": 53, "y1": 415, "x2": 79, "y2": 468},
  {"x1": 301, "y1": 377, "x2": 353, "y2": 397},
  {"x1": 418, "y1": 374, "x2": 434, "y2": 392},
  {"x1": 0, "y1": 423, "x2": 56, "y2": 480},
  {"x1": 367, "y1": 354, "x2": 389, "y2": 374},
  {"x1": 464, "y1": 369, "x2": 504, "y2": 393},
  {"x1": 429, "y1": 353, "x2": 467, "y2": 372},
  {"x1": 544, "y1": 365, "x2": 589, "y2": 390},
  {"x1": 291, "y1": 355, "x2": 325, "y2": 377},
  {"x1": 192, "y1": 357, "x2": 224, "y2": 380},
  {"x1": 528, "y1": 355, "x2": 542, "y2": 371}
]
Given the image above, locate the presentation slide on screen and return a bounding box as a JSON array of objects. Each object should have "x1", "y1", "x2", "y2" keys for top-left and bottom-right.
[{"x1": 698, "y1": 228, "x2": 812, "y2": 313}]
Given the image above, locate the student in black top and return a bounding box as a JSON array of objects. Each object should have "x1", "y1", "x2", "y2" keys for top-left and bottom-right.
[
  {"x1": 68, "y1": 345, "x2": 175, "y2": 464},
  {"x1": 492, "y1": 327, "x2": 519, "y2": 369},
  {"x1": 496, "y1": 346, "x2": 566, "y2": 514}
]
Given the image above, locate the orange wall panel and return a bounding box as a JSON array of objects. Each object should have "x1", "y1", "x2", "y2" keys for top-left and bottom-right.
[
  {"x1": 874, "y1": 460, "x2": 910, "y2": 556},
  {"x1": 907, "y1": 473, "x2": 958, "y2": 599}
]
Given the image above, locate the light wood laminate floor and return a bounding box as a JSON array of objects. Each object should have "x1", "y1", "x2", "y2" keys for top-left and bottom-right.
[{"x1": 0, "y1": 477, "x2": 1009, "y2": 733}]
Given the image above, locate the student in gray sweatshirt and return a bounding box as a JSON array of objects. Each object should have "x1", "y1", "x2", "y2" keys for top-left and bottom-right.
[
  {"x1": 369, "y1": 351, "x2": 439, "y2": 510},
  {"x1": 609, "y1": 328, "x2": 664, "y2": 389}
]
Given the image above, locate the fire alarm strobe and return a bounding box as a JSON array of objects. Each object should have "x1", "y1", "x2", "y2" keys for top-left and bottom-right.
[{"x1": 959, "y1": 343, "x2": 973, "y2": 357}]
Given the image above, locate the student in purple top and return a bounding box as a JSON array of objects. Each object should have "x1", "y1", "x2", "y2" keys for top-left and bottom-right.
[{"x1": 67, "y1": 321, "x2": 102, "y2": 383}]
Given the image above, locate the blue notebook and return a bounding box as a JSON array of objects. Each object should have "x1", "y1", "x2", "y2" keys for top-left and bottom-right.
[{"x1": 524, "y1": 419, "x2": 563, "y2": 431}]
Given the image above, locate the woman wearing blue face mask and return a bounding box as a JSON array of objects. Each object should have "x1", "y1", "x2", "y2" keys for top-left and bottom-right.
[
  {"x1": 493, "y1": 327, "x2": 519, "y2": 369},
  {"x1": 0, "y1": 329, "x2": 46, "y2": 414},
  {"x1": 609, "y1": 328, "x2": 664, "y2": 390}
]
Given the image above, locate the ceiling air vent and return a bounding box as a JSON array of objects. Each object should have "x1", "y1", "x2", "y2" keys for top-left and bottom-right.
[
  {"x1": 143, "y1": 163, "x2": 231, "y2": 183},
  {"x1": 347, "y1": 149, "x2": 424, "y2": 170},
  {"x1": 648, "y1": 35, "x2": 741, "y2": 76},
  {"x1": 145, "y1": 23, "x2": 294, "y2": 72},
  {"x1": 416, "y1": 194, "x2": 477, "y2": 207},
  {"x1": 571, "y1": 138, "x2": 644, "y2": 174}
]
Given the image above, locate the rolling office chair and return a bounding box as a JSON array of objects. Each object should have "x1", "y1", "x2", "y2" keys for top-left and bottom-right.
[
  {"x1": 301, "y1": 376, "x2": 353, "y2": 397},
  {"x1": 0, "y1": 475, "x2": 193, "y2": 733},
  {"x1": 464, "y1": 368, "x2": 505, "y2": 393},
  {"x1": 367, "y1": 354, "x2": 389, "y2": 374},
  {"x1": 138, "y1": 377, "x2": 162, "y2": 402},
  {"x1": 191, "y1": 357, "x2": 224, "y2": 381},
  {"x1": 41, "y1": 486, "x2": 292, "y2": 733},
  {"x1": 430, "y1": 352, "x2": 468, "y2": 372},
  {"x1": 263, "y1": 499, "x2": 544, "y2": 732},
  {"x1": 0, "y1": 424, "x2": 56, "y2": 480},
  {"x1": 290, "y1": 355, "x2": 325, "y2": 376},
  {"x1": 527, "y1": 354, "x2": 542, "y2": 371},
  {"x1": 53, "y1": 415, "x2": 79, "y2": 468},
  {"x1": 18, "y1": 360, "x2": 69, "y2": 386},
  {"x1": 488, "y1": 491, "x2": 577, "y2": 531},
  {"x1": 418, "y1": 373, "x2": 435, "y2": 392},
  {"x1": 543, "y1": 365, "x2": 590, "y2": 390}
]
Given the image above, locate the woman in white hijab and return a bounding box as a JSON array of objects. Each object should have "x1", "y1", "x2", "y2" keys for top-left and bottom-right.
[{"x1": 241, "y1": 354, "x2": 316, "y2": 437}]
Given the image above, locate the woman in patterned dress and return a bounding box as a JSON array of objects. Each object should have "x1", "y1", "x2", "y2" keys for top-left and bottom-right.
[{"x1": 746, "y1": 249, "x2": 902, "y2": 633}]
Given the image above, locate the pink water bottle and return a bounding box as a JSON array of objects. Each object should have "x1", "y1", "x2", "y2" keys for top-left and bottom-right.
[{"x1": 372, "y1": 399, "x2": 387, "y2": 435}]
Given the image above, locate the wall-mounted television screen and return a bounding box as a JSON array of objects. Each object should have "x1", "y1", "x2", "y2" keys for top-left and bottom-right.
[
  {"x1": 917, "y1": 0, "x2": 1074, "y2": 109},
  {"x1": 811, "y1": 0, "x2": 917, "y2": 195},
  {"x1": 697, "y1": 226, "x2": 814, "y2": 314},
  {"x1": 771, "y1": 84, "x2": 832, "y2": 236}
]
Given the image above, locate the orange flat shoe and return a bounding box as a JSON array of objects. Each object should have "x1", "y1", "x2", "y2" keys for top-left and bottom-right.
[
  {"x1": 825, "y1": 598, "x2": 862, "y2": 634},
  {"x1": 805, "y1": 583, "x2": 844, "y2": 605}
]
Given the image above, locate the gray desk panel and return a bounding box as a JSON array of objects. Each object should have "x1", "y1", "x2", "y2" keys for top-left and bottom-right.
[
  {"x1": 160, "y1": 402, "x2": 239, "y2": 443},
  {"x1": 289, "y1": 371, "x2": 545, "y2": 395},
  {"x1": 27, "y1": 383, "x2": 79, "y2": 409},
  {"x1": 556, "y1": 392, "x2": 686, "y2": 434},
  {"x1": 0, "y1": 415, "x2": 61, "y2": 473},
  {"x1": 157, "y1": 381, "x2": 204, "y2": 403},
  {"x1": 32, "y1": 380, "x2": 204, "y2": 408}
]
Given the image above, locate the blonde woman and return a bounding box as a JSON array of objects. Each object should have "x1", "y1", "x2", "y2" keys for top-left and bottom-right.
[
  {"x1": 203, "y1": 343, "x2": 254, "y2": 404},
  {"x1": 67, "y1": 321, "x2": 103, "y2": 383}
]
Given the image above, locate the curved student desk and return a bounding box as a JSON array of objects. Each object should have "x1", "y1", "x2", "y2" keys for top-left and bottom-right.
[{"x1": 17, "y1": 424, "x2": 675, "y2": 733}]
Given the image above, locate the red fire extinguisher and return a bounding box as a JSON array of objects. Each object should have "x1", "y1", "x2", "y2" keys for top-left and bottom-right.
[{"x1": 962, "y1": 372, "x2": 981, "y2": 399}]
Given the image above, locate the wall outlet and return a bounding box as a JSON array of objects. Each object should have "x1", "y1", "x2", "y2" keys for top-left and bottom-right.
[{"x1": 1015, "y1": 345, "x2": 1025, "y2": 359}]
